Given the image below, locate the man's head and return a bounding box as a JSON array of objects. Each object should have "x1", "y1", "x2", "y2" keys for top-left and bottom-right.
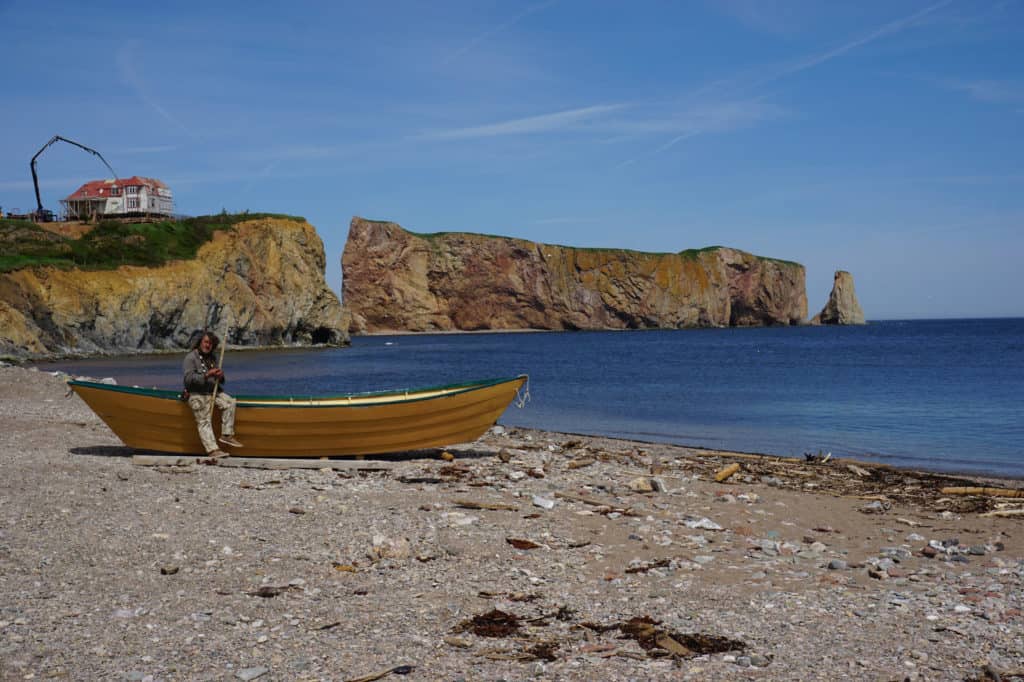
[{"x1": 193, "y1": 331, "x2": 219, "y2": 354}]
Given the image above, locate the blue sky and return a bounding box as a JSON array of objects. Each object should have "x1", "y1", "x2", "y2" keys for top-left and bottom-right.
[{"x1": 1, "y1": 0, "x2": 1022, "y2": 320}]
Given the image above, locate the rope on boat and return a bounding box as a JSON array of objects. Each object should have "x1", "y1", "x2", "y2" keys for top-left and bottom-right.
[{"x1": 514, "y1": 377, "x2": 531, "y2": 409}]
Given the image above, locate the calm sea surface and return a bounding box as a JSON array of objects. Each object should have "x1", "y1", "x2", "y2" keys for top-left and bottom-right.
[{"x1": 40, "y1": 318, "x2": 1024, "y2": 477}]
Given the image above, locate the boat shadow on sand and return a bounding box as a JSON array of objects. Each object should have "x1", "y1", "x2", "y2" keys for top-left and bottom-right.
[
  {"x1": 68, "y1": 445, "x2": 497, "y2": 463},
  {"x1": 70, "y1": 445, "x2": 135, "y2": 459}
]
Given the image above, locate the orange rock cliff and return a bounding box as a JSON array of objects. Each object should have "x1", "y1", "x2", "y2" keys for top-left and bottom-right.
[
  {"x1": 0, "y1": 217, "x2": 349, "y2": 359},
  {"x1": 342, "y1": 217, "x2": 809, "y2": 333}
]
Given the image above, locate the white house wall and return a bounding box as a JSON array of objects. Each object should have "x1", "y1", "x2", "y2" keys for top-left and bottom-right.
[{"x1": 63, "y1": 179, "x2": 175, "y2": 218}]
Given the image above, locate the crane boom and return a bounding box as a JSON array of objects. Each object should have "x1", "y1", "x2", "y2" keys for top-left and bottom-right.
[{"x1": 31, "y1": 135, "x2": 118, "y2": 220}]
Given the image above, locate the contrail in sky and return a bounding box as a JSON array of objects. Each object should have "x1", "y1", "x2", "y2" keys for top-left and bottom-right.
[
  {"x1": 767, "y1": 0, "x2": 955, "y2": 82},
  {"x1": 442, "y1": 0, "x2": 558, "y2": 65},
  {"x1": 426, "y1": 104, "x2": 627, "y2": 140},
  {"x1": 117, "y1": 41, "x2": 196, "y2": 138},
  {"x1": 636, "y1": 0, "x2": 955, "y2": 164}
]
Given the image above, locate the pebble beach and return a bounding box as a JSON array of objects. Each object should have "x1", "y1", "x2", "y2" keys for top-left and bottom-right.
[{"x1": 1, "y1": 364, "x2": 1022, "y2": 681}]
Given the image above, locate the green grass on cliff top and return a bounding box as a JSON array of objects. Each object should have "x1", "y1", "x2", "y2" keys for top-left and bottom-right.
[
  {"x1": 370, "y1": 219, "x2": 801, "y2": 268},
  {"x1": 0, "y1": 212, "x2": 304, "y2": 273}
]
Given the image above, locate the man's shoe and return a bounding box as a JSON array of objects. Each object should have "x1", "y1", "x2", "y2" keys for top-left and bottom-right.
[
  {"x1": 206, "y1": 449, "x2": 229, "y2": 460},
  {"x1": 219, "y1": 435, "x2": 244, "y2": 448}
]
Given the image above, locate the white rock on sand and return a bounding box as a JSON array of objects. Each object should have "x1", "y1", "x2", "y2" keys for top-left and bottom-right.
[{"x1": 1, "y1": 365, "x2": 1022, "y2": 680}]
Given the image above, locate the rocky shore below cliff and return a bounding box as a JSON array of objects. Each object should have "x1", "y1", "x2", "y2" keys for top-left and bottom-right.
[{"x1": 2, "y1": 365, "x2": 1022, "y2": 681}]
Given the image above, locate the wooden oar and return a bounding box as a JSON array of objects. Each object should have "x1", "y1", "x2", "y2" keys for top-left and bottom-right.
[{"x1": 208, "y1": 327, "x2": 228, "y2": 421}]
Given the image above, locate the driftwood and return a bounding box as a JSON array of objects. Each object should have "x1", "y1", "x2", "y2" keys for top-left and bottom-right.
[
  {"x1": 554, "y1": 492, "x2": 635, "y2": 515},
  {"x1": 979, "y1": 509, "x2": 1024, "y2": 518},
  {"x1": 555, "y1": 491, "x2": 616, "y2": 507},
  {"x1": 655, "y1": 633, "x2": 693, "y2": 656},
  {"x1": 453, "y1": 498, "x2": 519, "y2": 512},
  {"x1": 714, "y1": 463, "x2": 741, "y2": 482},
  {"x1": 846, "y1": 464, "x2": 871, "y2": 477},
  {"x1": 940, "y1": 486, "x2": 1024, "y2": 499}
]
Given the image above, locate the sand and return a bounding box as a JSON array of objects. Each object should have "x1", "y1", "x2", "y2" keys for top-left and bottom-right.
[{"x1": 1, "y1": 364, "x2": 1022, "y2": 681}]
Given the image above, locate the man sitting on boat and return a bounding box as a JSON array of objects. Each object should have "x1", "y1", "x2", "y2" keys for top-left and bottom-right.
[{"x1": 183, "y1": 331, "x2": 244, "y2": 458}]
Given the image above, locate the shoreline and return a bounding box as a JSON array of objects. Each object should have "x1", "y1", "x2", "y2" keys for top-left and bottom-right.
[
  {"x1": 1, "y1": 364, "x2": 1022, "y2": 679},
  {"x1": 527, "y1": 428, "x2": 1024, "y2": 485},
  {"x1": 1, "y1": 340, "x2": 350, "y2": 365},
  {"x1": 11, "y1": 357, "x2": 1022, "y2": 482}
]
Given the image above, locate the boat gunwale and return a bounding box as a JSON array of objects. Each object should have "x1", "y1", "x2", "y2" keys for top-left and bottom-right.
[{"x1": 68, "y1": 374, "x2": 528, "y2": 409}]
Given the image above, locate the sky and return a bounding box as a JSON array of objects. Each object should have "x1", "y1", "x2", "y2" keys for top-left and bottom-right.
[{"x1": 1, "y1": 0, "x2": 1022, "y2": 320}]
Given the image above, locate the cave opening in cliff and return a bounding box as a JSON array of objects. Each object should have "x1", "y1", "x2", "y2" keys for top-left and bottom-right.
[{"x1": 311, "y1": 326, "x2": 334, "y2": 345}]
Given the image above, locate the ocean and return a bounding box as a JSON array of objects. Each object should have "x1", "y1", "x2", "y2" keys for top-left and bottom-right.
[{"x1": 40, "y1": 318, "x2": 1024, "y2": 478}]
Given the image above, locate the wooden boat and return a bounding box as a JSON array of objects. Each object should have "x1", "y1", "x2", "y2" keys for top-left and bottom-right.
[{"x1": 69, "y1": 375, "x2": 528, "y2": 457}]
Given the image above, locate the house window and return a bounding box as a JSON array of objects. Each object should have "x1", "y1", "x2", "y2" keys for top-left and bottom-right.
[
  {"x1": 127, "y1": 186, "x2": 138, "y2": 195},
  {"x1": 110, "y1": 187, "x2": 121, "y2": 196},
  {"x1": 127, "y1": 198, "x2": 139, "y2": 209}
]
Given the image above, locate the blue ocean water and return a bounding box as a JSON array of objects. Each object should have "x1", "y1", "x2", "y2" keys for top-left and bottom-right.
[{"x1": 41, "y1": 319, "x2": 1024, "y2": 477}]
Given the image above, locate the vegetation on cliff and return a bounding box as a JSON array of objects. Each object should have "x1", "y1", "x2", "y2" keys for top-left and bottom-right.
[
  {"x1": 0, "y1": 213, "x2": 305, "y2": 272},
  {"x1": 1, "y1": 215, "x2": 349, "y2": 358},
  {"x1": 393, "y1": 221, "x2": 801, "y2": 267}
]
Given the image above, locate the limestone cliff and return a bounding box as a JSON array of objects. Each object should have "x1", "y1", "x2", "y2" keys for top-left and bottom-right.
[
  {"x1": 0, "y1": 217, "x2": 350, "y2": 358},
  {"x1": 342, "y1": 218, "x2": 807, "y2": 333},
  {"x1": 810, "y1": 270, "x2": 866, "y2": 325}
]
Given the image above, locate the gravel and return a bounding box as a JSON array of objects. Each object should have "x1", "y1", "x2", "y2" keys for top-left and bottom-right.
[{"x1": 1, "y1": 365, "x2": 1022, "y2": 681}]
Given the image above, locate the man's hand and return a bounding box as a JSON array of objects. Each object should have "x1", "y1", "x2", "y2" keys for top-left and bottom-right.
[{"x1": 206, "y1": 368, "x2": 225, "y2": 379}]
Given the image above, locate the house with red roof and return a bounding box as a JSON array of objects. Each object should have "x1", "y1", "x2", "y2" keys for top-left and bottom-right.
[{"x1": 61, "y1": 177, "x2": 173, "y2": 220}]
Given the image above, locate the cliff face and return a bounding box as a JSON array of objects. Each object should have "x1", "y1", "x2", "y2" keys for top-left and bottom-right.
[
  {"x1": 810, "y1": 270, "x2": 866, "y2": 325},
  {"x1": 0, "y1": 217, "x2": 350, "y2": 358},
  {"x1": 342, "y1": 218, "x2": 807, "y2": 333}
]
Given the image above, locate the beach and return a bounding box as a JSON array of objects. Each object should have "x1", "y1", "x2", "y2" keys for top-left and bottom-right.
[{"x1": 1, "y1": 364, "x2": 1022, "y2": 681}]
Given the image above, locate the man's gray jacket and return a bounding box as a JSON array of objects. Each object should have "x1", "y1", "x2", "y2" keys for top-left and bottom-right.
[{"x1": 183, "y1": 349, "x2": 222, "y2": 394}]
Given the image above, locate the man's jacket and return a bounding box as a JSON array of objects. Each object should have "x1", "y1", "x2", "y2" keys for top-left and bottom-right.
[{"x1": 182, "y1": 349, "x2": 223, "y2": 395}]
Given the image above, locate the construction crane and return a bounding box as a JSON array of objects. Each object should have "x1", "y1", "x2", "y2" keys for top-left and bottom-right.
[{"x1": 31, "y1": 135, "x2": 118, "y2": 222}]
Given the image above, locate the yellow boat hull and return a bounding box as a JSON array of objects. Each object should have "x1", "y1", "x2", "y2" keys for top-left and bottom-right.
[{"x1": 69, "y1": 375, "x2": 528, "y2": 457}]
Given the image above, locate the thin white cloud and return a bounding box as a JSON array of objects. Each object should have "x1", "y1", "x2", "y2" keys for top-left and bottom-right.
[
  {"x1": 628, "y1": 0, "x2": 954, "y2": 165},
  {"x1": 115, "y1": 145, "x2": 178, "y2": 155},
  {"x1": 653, "y1": 132, "x2": 699, "y2": 155},
  {"x1": 424, "y1": 104, "x2": 629, "y2": 140},
  {"x1": 161, "y1": 169, "x2": 295, "y2": 187},
  {"x1": 442, "y1": 0, "x2": 558, "y2": 65},
  {"x1": 714, "y1": 0, "x2": 806, "y2": 36},
  {"x1": 117, "y1": 41, "x2": 196, "y2": 138},
  {"x1": 944, "y1": 79, "x2": 1024, "y2": 104},
  {"x1": 908, "y1": 173, "x2": 1024, "y2": 185},
  {"x1": 533, "y1": 217, "x2": 594, "y2": 225},
  {"x1": 614, "y1": 98, "x2": 784, "y2": 167},
  {"x1": 0, "y1": 176, "x2": 96, "y2": 192},
  {"x1": 239, "y1": 160, "x2": 282, "y2": 196},
  {"x1": 770, "y1": 0, "x2": 953, "y2": 81},
  {"x1": 622, "y1": 98, "x2": 785, "y2": 136},
  {"x1": 254, "y1": 144, "x2": 337, "y2": 161}
]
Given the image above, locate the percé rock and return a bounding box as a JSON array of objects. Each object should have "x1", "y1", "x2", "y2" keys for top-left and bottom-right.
[
  {"x1": 810, "y1": 270, "x2": 866, "y2": 325},
  {"x1": 0, "y1": 217, "x2": 350, "y2": 359},
  {"x1": 342, "y1": 217, "x2": 807, "y2": 333}
]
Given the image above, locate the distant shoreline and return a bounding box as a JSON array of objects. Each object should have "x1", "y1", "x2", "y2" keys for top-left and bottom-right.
[{"x1": 14, "y1": 317, "x2": 1024, "y2": 362}]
